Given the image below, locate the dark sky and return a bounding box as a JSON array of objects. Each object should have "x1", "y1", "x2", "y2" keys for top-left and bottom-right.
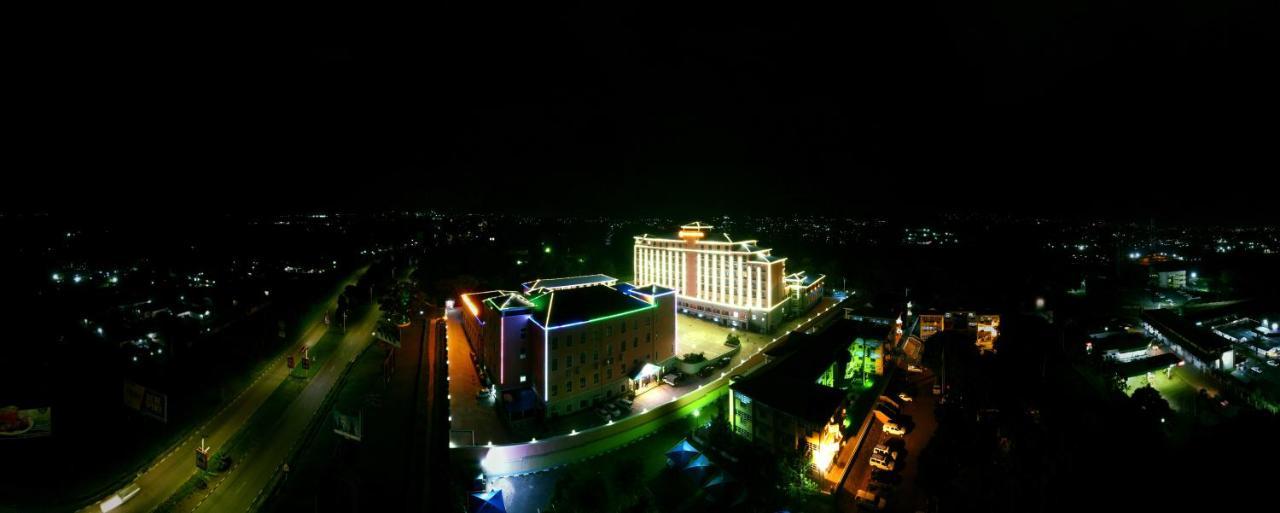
[{"x1": 8, "y1": 2, "x2": 1277, "y2": 221}]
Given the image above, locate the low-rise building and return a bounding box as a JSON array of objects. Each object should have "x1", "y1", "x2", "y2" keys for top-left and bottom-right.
[
  {"x1": 729, "y1": 319, "x2": 887, "y2": 472},
  {"x1": 460, "y1": 278, "x2": 677, "y2": 418},
  {"x1": 1141, "y1": 309, "x2": 1234, "y2": 371}
]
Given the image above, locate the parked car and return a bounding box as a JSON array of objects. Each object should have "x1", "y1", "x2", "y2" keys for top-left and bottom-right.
[
  {"x1": 718, "y1": 355, "x2": 733, "y2": 367},
  {"x1": 869, "y1": 454, "x2": 895, "y2": 471},
  {"x1": 871, "y1": 469, "x2": 902, "y2": 485},
  {"x1": 595, "y1": 407, "x2": 613, "y2": 420},
  {"x1": 897, "y1": 392, "x2": 913, "y2": 403},
  {"x1": 698, "y1": 366, "x2": 715, "y2": 378},
  {"x1": 1268, "y1": 360, "x2": 1278, "y2": 367},
  {"x1": 882, "y1": 423, "x2": 906, "y2": 436},
  {"x1": 873, "y1": 443, "x2": 898, "y2": 460},
  {"x1": 855, "y1": 489, "x2": 887, "y2": 511},
  {"x1": 617, "y1": 398, "x2": 634, "y2": 409},
  {"x1": 907, "y1": 365, "x2": 923, "y2": 373},
  {"x1": 608, "y1": 403, "x2": 626, "y2": 418},
  {"x1": 662, "y1": 372, "x2": 684, "y2": 386}
]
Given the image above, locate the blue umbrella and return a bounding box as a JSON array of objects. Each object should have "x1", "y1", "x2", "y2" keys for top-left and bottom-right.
[
  {"x1": 665, "y1": 438, "x2": 700, "y2": 468},
  {"x1": 683, "y1": 454, "x2": 717, "y2": 483},
  {"x1": 469, "y1": 489, "x2": 506, "y2": 513}
]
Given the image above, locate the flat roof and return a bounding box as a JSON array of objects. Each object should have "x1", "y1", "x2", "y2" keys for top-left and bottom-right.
[
  {"x1": 533, "y1": 285, "x2": 656, "y2": 329},
  {"x1": 732, "y1": 378, "x2": 845, "y2": 426},
  {"x1": 521, "y1": 274, "x2": 617, "y2": 292},
  {"x1": 1141, "y1": 309, "x2": 1232, "y2": 360},
  {"x1": 732, "y1": 319, "x2": 885, "y2": 424},
  {"x1": 1092, "y1": 333, "x2": 1151, "y2": 353},
  {"x1": 1115, "y1": 352, "x2": 1183, "y2": 377}
]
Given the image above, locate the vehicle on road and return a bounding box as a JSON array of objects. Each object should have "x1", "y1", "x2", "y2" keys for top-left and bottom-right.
[
  {"x1": 662, "y1": 372, "x2": 684, "y2": 386},
  {"x1": 907, "y1": 364, "x2": 923, "y2": 373},
  {"x1": 1269, "y1": 360, "x2": 1278, "y2": 367},
  {"x1": 883, "y1": 423, "x2": 906, "y2": 436},
  {"x1": 897, "y1": 392, "x2": 913, "y2": 403},
  {"x1": 932, "y1": 384, "x2": 942, "y2": 395},
  {"x1": 855, "y1": 489, "x2": 887, "y2": 510},
  {"x1": 99, "y1": 483, "x2": 141, "y2": 512},
  {"x1": 869, "y1": 454, "x2": 895, "y2": 471}
]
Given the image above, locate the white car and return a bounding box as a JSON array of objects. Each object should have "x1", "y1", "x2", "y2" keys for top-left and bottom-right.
[
  {"x1": 873, "y1": 443, "x2": 898, "y2": 460},
  {"x1": 897, "y1": 392, "x2": 914, "y2": 403},
  {"x1": 883, "y1": 423, "x2": 906, "y2": 436},
  {"x1": 869, "y1": 454, "x2": 895, "y2": 471},
  {"x1": 1268, "y1": 360, "x2": 1279, "y2": 367}
]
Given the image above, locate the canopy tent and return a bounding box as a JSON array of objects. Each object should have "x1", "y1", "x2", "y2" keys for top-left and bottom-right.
[
  {"x1": 666, "y1": 438, "x2": 700, "y2": 468},
  {"x1": 682, "y1": 453, "x2": 717, "y2": 483},
  {"x1": 469, "y1": 490, "x2": 506, "y2": 513},
  {"x1": 704, "y1": 472, "x2": 736, "y2": 490}
]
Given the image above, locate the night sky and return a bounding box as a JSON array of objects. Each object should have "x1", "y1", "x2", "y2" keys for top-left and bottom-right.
[{"x1": 8, "y1": 2, "x2": 1277, "y2": 221}]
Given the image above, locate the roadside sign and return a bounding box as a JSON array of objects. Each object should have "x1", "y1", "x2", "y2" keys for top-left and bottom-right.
[
  {"x1": 302, "y1": 357, "x2": 311, "y2": 370},
  {"x1": 195, "y1": 448, "x2": 208, "y2": 470},
  {"x1": 287, "y1": 356, "x2": 295, "y2": 369}
]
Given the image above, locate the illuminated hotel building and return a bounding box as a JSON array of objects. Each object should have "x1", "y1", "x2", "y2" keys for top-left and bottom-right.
[
  {"x1": 460, "y1": 277, "x2": 676, "y2": 418},
  {"x1": 633, "y1": 222, "x2": 824, "y2": 332}
]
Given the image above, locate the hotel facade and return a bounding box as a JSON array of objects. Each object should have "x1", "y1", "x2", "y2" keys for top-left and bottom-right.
[
  {"x1": 633, "y1": 222, "x2": 824, "y2": 332},
  {"x1": 460, "y1": 277, "x2": 677, "y2": 419}
]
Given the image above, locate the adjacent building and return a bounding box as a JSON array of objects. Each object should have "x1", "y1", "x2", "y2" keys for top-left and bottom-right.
[
  {"x1": 1141, "y1": 308, "x2": 1234, "y2": 371},
  {"x1": 729, "y1": 319, "x2": 887, "y2": 472},
  {"x1": 633, "y1": 222, "x2": 824, "y2": 332},
  {"x1": 460, "y1": 277, "x2": 677, "y2": 418}
]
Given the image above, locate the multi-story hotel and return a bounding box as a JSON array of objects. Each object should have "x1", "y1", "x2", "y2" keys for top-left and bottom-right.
[
  {"x1": 633, "y1": 222, "x2": 824, "y2": 332},
  {"x1": 460, "y1": 277, "x2": 676, "y2": 418}
]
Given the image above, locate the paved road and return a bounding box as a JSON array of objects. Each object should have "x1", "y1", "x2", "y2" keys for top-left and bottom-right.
[
  {"x1": 191, "y1": 309, "x2": 380, "y2": 512},
  {"x1": 81, "y1": 321, "x2": 332, "y2": 513}
]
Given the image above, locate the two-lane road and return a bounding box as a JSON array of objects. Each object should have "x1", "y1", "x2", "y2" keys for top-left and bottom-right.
[
  {"x1": 192, "y1": 309, "x2": 381, "y2": 512},
  {"x1": 83, "y1": 321, "x2": 332, "y2": 513}
]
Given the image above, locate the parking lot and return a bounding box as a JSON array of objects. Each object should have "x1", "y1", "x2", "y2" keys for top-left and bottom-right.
[{"x1": 837, "y1": 368, "x2": 939, "y2": 513}]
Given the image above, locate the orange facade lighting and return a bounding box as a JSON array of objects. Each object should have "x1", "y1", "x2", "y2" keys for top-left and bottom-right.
[{"x1": 461, "y1": 294, "x2": 481, "y2": 319}]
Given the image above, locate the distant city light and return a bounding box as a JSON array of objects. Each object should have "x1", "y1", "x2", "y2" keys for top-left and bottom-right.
[
  {"x1": 73, "y1": 274, "x2": 82, "y2": 284},
  {"x1": 52, "y1": 273, "x2": 61, "y2": 282}
]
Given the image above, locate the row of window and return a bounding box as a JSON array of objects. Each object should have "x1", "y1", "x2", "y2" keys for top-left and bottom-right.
[
  {"x1": 550, "y1": 356, "x2": 651, "y2": 397},
  {"x1": 550, "y1": 335, "x2": 649, "y2": 371}
]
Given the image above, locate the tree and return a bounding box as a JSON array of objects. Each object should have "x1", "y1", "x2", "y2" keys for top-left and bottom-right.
[{"x1": 1132, "y1": 385, "x2": 1173, "y2": 424}]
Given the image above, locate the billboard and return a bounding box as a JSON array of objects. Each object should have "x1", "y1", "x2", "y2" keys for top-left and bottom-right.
[
  {"x1": 0, "y1": 406, "x2": 52, "y2": 439},
  {"x1": 123, "y1": 381, "x2": 168, "y2": 422},
  {"x1": 333, "y1": 410, "x2": 362, "y2": 441}
]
